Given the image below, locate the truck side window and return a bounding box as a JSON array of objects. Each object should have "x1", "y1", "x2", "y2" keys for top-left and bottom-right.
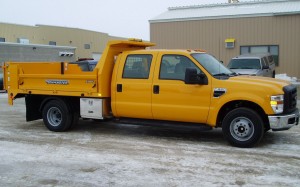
[
  {"x1": 268, "y1": 55, "x2": 274, "y2": 65},
  {"x1": 160, "y1": 55, "x2": 200, "y2": 81},
  {"x1": 263, "y1": 57, "x2": 269, "y2": 66},
  {"x1": 123, "y1": 54, "x2": 153, "y2": 79},
  {"x1": 261, "y1": 58, "x2": 268, "y2": 67}
]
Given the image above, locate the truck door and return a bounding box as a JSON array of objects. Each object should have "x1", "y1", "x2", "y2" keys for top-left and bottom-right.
[
  {"x1": 114, "y1": 53, "x2": 156, "y2": 119},
  {"x1": 152, "y1": 54, "x2": 211, "y2": 123}
]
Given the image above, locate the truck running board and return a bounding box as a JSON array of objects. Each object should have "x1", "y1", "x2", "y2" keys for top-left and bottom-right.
[{"x1": 115, "y1": 118, "x2": 213, "y2": 131}]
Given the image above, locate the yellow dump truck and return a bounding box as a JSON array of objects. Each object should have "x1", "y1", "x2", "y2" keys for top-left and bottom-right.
[{"x1": 3, "y1": 39, "x2": 299, "y2": 147}]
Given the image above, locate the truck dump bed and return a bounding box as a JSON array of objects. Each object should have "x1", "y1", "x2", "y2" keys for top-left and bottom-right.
[
  {"x1": 5, "y1": 62, "x2": 98, "y2": 99},
  {"x1": 3, "y1": 40, "x2": 155, "y2": 105}
]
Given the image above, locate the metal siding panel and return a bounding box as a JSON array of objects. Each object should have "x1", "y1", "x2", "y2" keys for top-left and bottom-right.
[
  {"x1": 150, "y1": 1, "x2": 300, "y2": 23},
  {"x1": 150, "y1": 15, "x2": 300, "y2": 78}
]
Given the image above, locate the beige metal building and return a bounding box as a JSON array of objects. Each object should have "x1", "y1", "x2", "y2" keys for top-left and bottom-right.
[
  {"x1": 150, "y1": 0, "x2": 300, "y2": 78},
  {"x1": 0, "y1": 23, "x2": 124, "y2": 60}
]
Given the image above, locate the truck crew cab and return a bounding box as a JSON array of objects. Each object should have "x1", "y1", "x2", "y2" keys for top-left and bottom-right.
[{"x1": 3, "y1": 39, "x2": 299, "y2": 147}]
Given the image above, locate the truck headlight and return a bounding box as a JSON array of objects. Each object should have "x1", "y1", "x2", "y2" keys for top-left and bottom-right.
[{"x1": 270, "y1": 95, "x2": 284, "y2": 114}]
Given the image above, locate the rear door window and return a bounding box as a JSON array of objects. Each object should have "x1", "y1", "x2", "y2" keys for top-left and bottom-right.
[{"x1": 122, "y1": 54, "x2": 153, "y2": 79}]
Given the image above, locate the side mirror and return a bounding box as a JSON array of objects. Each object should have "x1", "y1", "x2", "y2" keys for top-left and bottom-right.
[
  {"x1": 262, "y1": 65, "x2": 269, "y2": 69},
  {"x1": 220, "y1": 61, "x2": 224, "y2": 64},
  {"x1": 185, "y1": 68, "x2": 208, "y2": 85}
]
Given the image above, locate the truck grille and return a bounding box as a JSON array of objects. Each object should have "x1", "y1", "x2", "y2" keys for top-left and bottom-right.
[{"x1": 283, "y1": 84, "x2": 297, "y2": 114}]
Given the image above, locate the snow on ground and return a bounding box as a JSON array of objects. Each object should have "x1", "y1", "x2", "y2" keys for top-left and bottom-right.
[
  {"x1": 275, "y1": 74, "x2": 299, "y2": 85},
  {"x1": 0, "y1": 74, "x2": 299, "y2": 186},
  {"x1": 0, "y1": 94, "x2": 300, "y2": 186}
]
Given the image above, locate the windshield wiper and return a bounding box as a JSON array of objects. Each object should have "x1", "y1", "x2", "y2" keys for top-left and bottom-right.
[
  {"x1": 213, "y1": 73, "x2": 230, "y2": 76},
  {"x1": 230, "y1": 72, "x2": 239, "y2": 76},
  {"x1": 241, "y1": 67, "x2": 255, "y2": 69}
]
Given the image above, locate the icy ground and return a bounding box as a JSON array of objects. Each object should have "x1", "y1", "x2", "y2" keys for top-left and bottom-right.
[
  {"x1": 0, "y1": 94, "x2": 300, "y2": 186},
  {"x1": 275, "y1": 74, "x2": 299, "y2": 85}
]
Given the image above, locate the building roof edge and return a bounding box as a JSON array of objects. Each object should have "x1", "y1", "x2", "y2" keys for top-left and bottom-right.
[{"x1": 0, "y1": 42, "x2": 77, "y2": 49}]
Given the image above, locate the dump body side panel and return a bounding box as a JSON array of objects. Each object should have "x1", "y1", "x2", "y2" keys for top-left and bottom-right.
[{"x1": 5, "y1": 62, "x2": 98, "y2": 105}]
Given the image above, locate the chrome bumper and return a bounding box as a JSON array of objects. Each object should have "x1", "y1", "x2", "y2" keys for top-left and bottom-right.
[{"x1": 268, "y1": 109, "x2": 299, "y2": 131}]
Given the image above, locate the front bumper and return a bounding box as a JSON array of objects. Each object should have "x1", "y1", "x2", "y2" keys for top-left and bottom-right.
[{"x1": 268, "y1": 109, "x2": 299, "y2": 131}]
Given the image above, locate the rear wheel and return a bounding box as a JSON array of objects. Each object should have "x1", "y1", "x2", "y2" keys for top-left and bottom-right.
[
  {"x1": 42, "y1": 99, "x2": 73, "y2": 132},
  {"x1": 222, "y1": 107, "x2": 264, "y2": 148}
]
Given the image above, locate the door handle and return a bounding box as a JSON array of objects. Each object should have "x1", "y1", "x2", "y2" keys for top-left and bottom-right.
[
  {"x1": 117, "y1": 84, "x2": 122, "y2": 92},
  {"x1": 153, "y1": 85, "x2": 159, "y2": 94}
]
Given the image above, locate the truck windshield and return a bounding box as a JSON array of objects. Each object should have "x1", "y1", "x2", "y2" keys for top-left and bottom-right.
[
  {"x1": 191, "y1": 53, "x2": 233, "y2": 77},
  {"x1": 228, "y1": 59, "x2": 261, "y2": 69}
]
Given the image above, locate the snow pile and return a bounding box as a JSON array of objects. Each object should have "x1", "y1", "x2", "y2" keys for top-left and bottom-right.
[{"x1": 275, "y1": 74, "x2": 299, "y2": 85}]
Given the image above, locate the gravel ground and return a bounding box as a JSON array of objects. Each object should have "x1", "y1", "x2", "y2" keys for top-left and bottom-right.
[{"x1": 0, "y1": 93, "x2": 299, "y2": 187}]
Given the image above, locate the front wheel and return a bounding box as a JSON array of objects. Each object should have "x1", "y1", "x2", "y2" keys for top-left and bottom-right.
[{"x1": 222, "y1": 107, "x2": 264, "y2": 148}]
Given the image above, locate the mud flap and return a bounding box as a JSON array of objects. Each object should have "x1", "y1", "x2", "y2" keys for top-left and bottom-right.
[{"x1": 25, "y1": 95, "x2": 43, "y2": 121}]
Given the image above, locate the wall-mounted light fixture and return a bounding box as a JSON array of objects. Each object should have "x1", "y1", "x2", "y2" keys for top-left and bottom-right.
[{"x1": 225, "y1": 38, "x2": 235, "y2": 49}]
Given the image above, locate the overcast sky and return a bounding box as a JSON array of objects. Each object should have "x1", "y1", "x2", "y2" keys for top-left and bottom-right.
[{"x1": 1, "y1": 0, "x2": 247, "y2": 40}]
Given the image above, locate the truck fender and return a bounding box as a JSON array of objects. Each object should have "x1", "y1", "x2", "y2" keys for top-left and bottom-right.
[{"x1": 213, "y1": 100, "x2": 269, "y2": 129}]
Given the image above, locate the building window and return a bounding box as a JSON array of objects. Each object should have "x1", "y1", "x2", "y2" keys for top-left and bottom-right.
[
  {"x1": 49, "y1": 41, "x2": 56, "y2": 45},
  {"x1": 17, "y1": 38, "x2": 29, "y2": 44},
  {"x1": 240, "y1": 45, "x2": 279, "y2": 66},
  {"x1": 122, "y1": 54, "x2": 153, "y2": 79},
  {"x1": 84, "y1": 44, "x2": 91, "y2": 49},
  {"x1": 0, "y1": 37, "x2": 5, "y2": 42}
]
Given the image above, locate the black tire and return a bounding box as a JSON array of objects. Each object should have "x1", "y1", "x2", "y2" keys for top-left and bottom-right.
[
  {"x1": 69, "y1": 110, "x2": 79, "y2": 130},
  {"x1": 222, "y1": 107, "x2": 264, "y2": 148},
  {"x1": 42, "y1": 99, "x2": 73, "y2": 132}
]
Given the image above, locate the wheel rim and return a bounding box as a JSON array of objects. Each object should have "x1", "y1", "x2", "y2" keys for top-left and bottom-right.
[
  {"x1": 47, "y1": 107, "x2": 62, "y2": 127},
  {"x1": 229, "y1": 117, "x2": 255, "y2": 142}
]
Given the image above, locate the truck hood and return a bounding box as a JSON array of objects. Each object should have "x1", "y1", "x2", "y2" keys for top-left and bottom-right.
[
  {"x1": 224, "y1": 75, "x2": 290, "y2": 94},
  {"x1": 230, "y1": 69, "x2": 260, "y2": 75}
]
